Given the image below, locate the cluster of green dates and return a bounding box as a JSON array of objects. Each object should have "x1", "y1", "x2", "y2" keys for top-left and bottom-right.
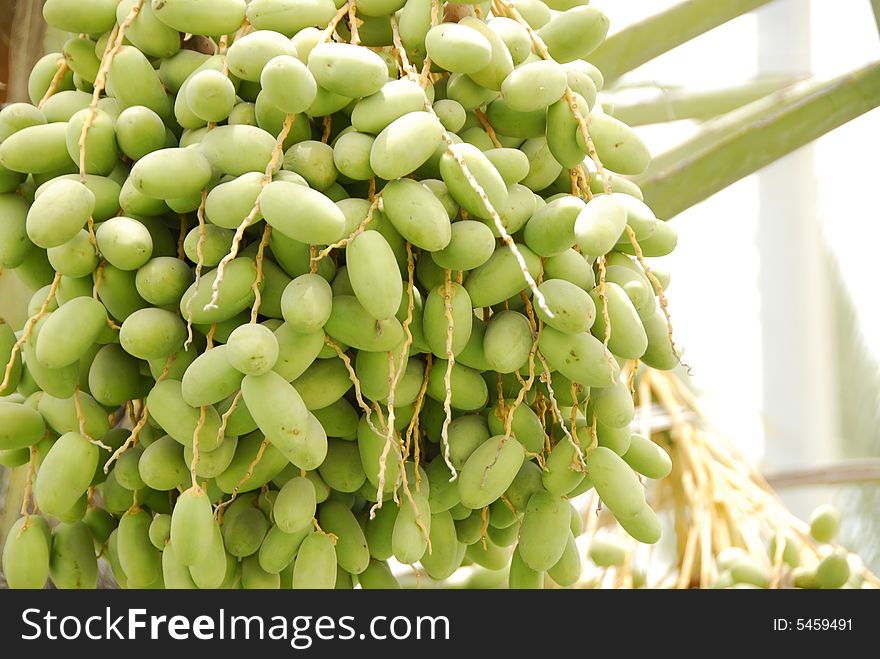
[
  {"x1": 711, "y1": 506, "x2": 864, "y2": 590},
  {"x1": 582, "y1": 505, "x2": 864, "y2": 590},
  {"x1": 0, "y1": 0, "x2": 679, "y2": 589}
]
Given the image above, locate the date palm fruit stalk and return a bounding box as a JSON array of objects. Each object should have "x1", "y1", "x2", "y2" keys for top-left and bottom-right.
[{"x1": 565, "y1": 369, "x2": 880, "y2": 590}]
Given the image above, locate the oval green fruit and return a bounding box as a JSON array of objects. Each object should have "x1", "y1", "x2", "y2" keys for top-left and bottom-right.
[
  {"x1": 518, "y1": 490, "x2": 571, "y2": 571},
  {"x1": 259, "y1": 524, "x2": 310, "y2": 575},
  {"x1": 26, "y1": 178, "x2": 94, "y2": 249},
  {"x1": 502, "y1": 60, "x2": 567, "y2": 112},
  {"x1": 106, "y1": 46, "x2": 172, "y2": 119},
  {"x1": 222, "y1": 497, "x2": 269, "y2": 558},
  {"x1": 639, "y1": 307, "x2": 679, "y2": 371},
  {"x1": 0, "y1": 402, "x2": 45, "y2": 451},
  {"x1": 159, "y1": 542, "x2": 197, "y2": 589},
  {"x1": 38, "y1": 390, "x2": 110, "y2": 440},
  {"x1": 487, "y1": 403, "x2": 544, "y2": 454},
  {"x1": 88, "y1": 344, "x2": 142, "y2": 407},
  {"x1": 2, "y1": 516, "x2": 50, "y2": 589},
  {"x1": 524, "y1": 195, "x2": 584, "y2": 257},
  {"x1": 431, "y1": 220, "x2": 495, "y2": 271},
  {"x1": 66, "y1": 109, "x2": 117, "y2": 176},
  {"x1": 457, "y1": 436, "x2": 525, "y2": 509},
  {"x1": 425, "y1": 360, "x2": 488, "y2": 411},
  {"x1": 260, "y1": 55, "x2": 317, "y2": 114},
  {"x1": 591, "y1": 378, "x2": 635, "y2": 429},
  {"x1": 292, "y1": 532, "x2": 337, "y2": 589},
  {"x1": 809, "y1": 505, "x2": 840, "y2": 543},
  {"x1": 359, "y1": 558, "x2": 400, "y2": 589},
  {"x1": 351, "y1": 79, "x2": 426, "y2": 135},
  {"x1": 215, "y1": 432, "x2": 289, "y2": 494},
  {"x1": 370, "y1": 111, "x2": 443, "y2": 181},
  {"x1": 44, "y1": 0, "x2": 118, "y2": 32},
  {"x1": 589, "y1": 282, "x2": 648, "y2": 359},
  {"x1": 542, "y1": 437, "x2": 587, "y2": 497},
  {"x1": 616, "y1": 504, "x2": 661, "y2": 545},
  {"x1": 545, "y1": 92, "x2": 591, "y2": 169},
  {"x1": 118, "y1": 508, "x2": 162, "y2": 587},
  {"x1": 274, "y1": 476, "x2": 317, "y2": 534},
  {"x1": 547, "y1": 530, "x2": 580, "y2": 587},
  {"x1": 225, "y1": 323, "x2": 279, "y2": 376},
  {"x1": 483, "y1": 310, "x2": 532, "y2": 374},
  {"x1": 170, "y1": 486, "x2": 216, "y2": 566},
  {"x1": 815, "y1": 550, "x2": 850, "y2": 589},
  {"x1": 425, "y1": 23, "x2": 493, "y2": 74},
  {"x1": 509, "y1": 545, "x2": 543, "y2": 589},
  {"x1": 21, "y1": 337, "x2": 79, "y2": 399},
  {"x1": 181, "y1": 345, "x2": 244, "y2": 407},
  {"x1": 535, "y1": 279, "x2": 595, "y2": 334},
  {"x1": 47, "y1": 230, "x2": 99, "y2": 279},
  {"x1": 198, "y1": 125, "x2": 277, "y2": 176},
  {"x1": 50, "y1": 521, "x2": 98, "y2": 589},
  {"x1": 273, "y1": 324, "x2": 325, "y2": 381},
  {"x1": 537, "y1": 6, "x2": 609, "y2": 63},
  {"x1": 622, "y1": 434, "x2": 672, "y2": 480},
  {"x1": 459, "y1": 17, "x2": 513, "y2": 91},
  {"x1": 381, "y1": 178, "x2": 451, "y2": 252},
  {"x1": 136, "y1": 435, "x2": 188, "y2": 492},
  {"x1": 186, "y1": 70, "x2": 236, "y2": 123},
  {"x1": 425, "y1": 457, "x2": 460, "y2": 513},
  {"x1": 116, "y1": 106, "x2": 167, "y2": 161},
  {"x1": 149, "y1": 514, "x2": 171, "y2": 549},
  {"x1": 318, "y1": 500, "x2": 369, "y2": 575},
  {"x1": 445, "y1": 415, "x2": 491, "y2": 471},
  {"x1": 188, "y1": 521, "x2": 232, "y2": 588},
  {"x1": 325, "y1": 296, "x2": 405, "y2": 352},
  {"x1": 0, "y1": 194, "x2": 33, "y2": 268},
  {"x1": 589, "y1": 534, "x2": 626, "y2": 567},
  {"x1": 34, "y1": 432, "x2": 98, "y2": 518},
  {"x1": 392, "y1": 491, "x2": 431, "y2": 564},
  {"x1": 440, "y1": 143, "x2": 508, "y2": 220},
  {"x1": 118, "y1": 0, "x2": 180, "y2": 58},
  {"x1": 332, "y1": 131, "x2": 376, "y2": 181},
  {"x1": 184, "y1": 435, "x2": 239, "y2": 480},
  {"x1": 345, "y1": 231, "x2": 403, "y2": 321},
  {"x1": 119, "y1": 308, "x2": 186, "y2": 361},
  {"x1": 152, "y1": 0, "x2": 247, "y2": 36},
  {"x1": 96, "y1": 216, "x2": 154, "y2": 271},
  {"x1": 357, "y1": 415, "x2": 401, "y2": 495},
  {"x1": 586, "y1": 446, "x2": 646, "y2": 520},
  {"x1": 130, "y1": 148, "x2": 212, "y2": 201},
  {"x1": 318, "y1": 437, "x2": 366, "y2": 493},
  {"x1": 146, "y1": 380, "x2": 223, "y2": 451},
  {"x1": 242, "y1": 371, "x2": 325, "y2": 470},
  {"x1": 28, "y1": 54, "x2": 75, "y2": 106},
  {"x1": 179, "y1": 258, "x2": 259, "y2": 326},
  {"x1": 419, "y1": 510, "x2": 463, "y2": 580},
  {"x1": 423, "y1": 281, "x2": 473, "y2": 358},
  {"x1": 464, "y1": 243, "x2": 541, "y2": 308},
  {"x1": 135, "y1": 256, "x2": 193, "y2": 307},
  {"x1": 580, "y1": 113, "x2": 650, "y2": 176},
  {"x1": 292, "y1": 358, "x2": 353, "y2": 410},
  {"x1": 308, "y1": 43, "x2": 389, "y2": 99},
  {"x1": 260, "y1": 180, "x2": 346, "y2": 245},
  {"x1": 575, "y1": 195, "x2": 627, "y2": 258}
]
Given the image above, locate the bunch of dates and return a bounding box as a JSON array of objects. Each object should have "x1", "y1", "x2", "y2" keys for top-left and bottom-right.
[{"x1": 0, "y1": 0, "x2": 678, "y2": 589}]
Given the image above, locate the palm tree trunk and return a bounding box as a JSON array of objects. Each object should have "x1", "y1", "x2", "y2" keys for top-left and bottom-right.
[
  {"x1": 0, "y1": 0, "x2": 47, "y2": 569},
  {"x1": 2, "y1": 0, "x2": 47, "y2": 103}
]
